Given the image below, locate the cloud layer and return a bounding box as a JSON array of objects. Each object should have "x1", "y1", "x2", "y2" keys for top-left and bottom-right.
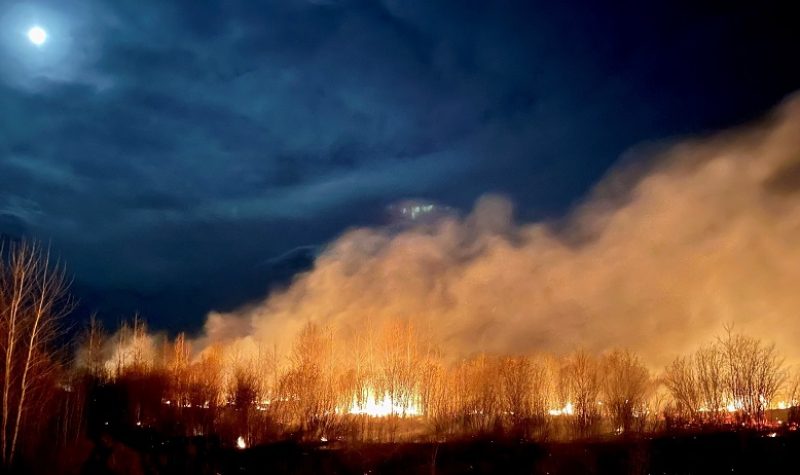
[{"x1": 1, "y1": 1, "x2": 798, "y2": 331}]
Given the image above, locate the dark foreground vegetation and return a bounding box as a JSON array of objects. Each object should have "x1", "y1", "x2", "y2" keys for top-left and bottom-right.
[{"x1": 26, "y1": 428, "x2": 800, "y2": 475}]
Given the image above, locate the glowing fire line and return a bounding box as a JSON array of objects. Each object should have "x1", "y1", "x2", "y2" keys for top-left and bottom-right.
[{"x1": 345, "y1": 387, "x2": 421, "y2": 417}]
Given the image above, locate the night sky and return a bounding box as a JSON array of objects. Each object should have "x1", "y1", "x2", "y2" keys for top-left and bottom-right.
[{"x1": 1, "y1": 0, "x2": 798, "y2": 334}]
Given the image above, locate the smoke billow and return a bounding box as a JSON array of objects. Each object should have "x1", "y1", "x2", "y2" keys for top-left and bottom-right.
[{"x1": 200, "y1": 94, "x2": 800, "y2": 367}]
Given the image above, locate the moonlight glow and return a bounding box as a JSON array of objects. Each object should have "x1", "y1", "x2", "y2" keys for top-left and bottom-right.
[{"x1": 27, "y1": 26, "x2": 47, "y2": 46}]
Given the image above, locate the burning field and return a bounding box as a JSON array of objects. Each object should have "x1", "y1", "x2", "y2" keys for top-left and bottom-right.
[
  {"x1": 5, "y1": 95, "x2": 800, "y2": 473},
  {"x1": 59, "y1": 94, "x2": 800, "y2": 449}
]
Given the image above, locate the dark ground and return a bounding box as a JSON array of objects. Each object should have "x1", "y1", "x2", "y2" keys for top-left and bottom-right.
[{"x1": 59, "y1": 429, "x2": 800, "y2": 475}]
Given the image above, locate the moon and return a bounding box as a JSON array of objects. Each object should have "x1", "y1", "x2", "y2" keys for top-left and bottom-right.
[{"x1": 27, "y1": 26, "x2": 47, "y2": 46}]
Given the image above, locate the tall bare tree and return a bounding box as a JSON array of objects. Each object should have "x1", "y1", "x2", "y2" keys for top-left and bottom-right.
[
  {"x1": 279, "y1": 322, "x2": 339, "y2": 438},
  {"x1": 78, "y1": 314, "x2": 106, "y2": 379},
  {"x1": 600, "y1": 349, "x2": 650, "y2": 434},
  {"x1": 0, "y1": 241, "x2": 71, "y2": 466},
  {"x1": 718, "y1": 328, "x2": 785, "y2": 426},
  {"x1": 665, "y1": 329, "x2": 787, "y2": 428},
  {"x1": 560, "y1": 350, "x2": 601, "y2": 438},
  {"x1": 379, "y1": 320, "x2": 420, "y2": 417},
  {"x1": 664, "y1": 355, "x2": 701, "y2": 425},
  {"x1": 499, "y1": 356, "x2": 532, "y2": 430},
  {"x1": 695, "y1": 343, "x2": 727, "y2": 424},
  {"x1": 168, "y1": 332, "x2": 191, "y2": 407},
  {"x1": 458, "y1": 354, "x2": 500, "y2": 434}
]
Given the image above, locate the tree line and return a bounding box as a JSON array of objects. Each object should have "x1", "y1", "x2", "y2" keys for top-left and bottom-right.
[
  {"x1": 1, "y1": 242, "x2": 797, "y2": 471},
  {"x1": 66, "y1": 314, "x2": 798, "y2": 448}
]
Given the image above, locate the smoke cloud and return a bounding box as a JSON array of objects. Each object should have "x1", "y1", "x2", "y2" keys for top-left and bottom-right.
[{"x1": 200, "y1": 94, "x2": 800, "y2": 367}]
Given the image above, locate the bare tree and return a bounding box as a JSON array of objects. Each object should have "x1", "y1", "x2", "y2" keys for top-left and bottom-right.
[
  {"x1": 499, "y1": 356, "x2": 532, "y2": 432},
  {"x1": 787, "y1": 370, "x2": 800, "y2": 407},
  {"x1": 664, "y1": 355, "x2": 701, "y2": 425},
  {"x1": 0, "y1": 241, "x2": 71, "y2": 466},
  {"x1": 419, "y1": 354, "x2": 451, "y2": 437},
  {"x1": 785, "y1": 368, "x2": 800, "y2": 425},
  {"x1": 168, "y1": 332, "x2": 191, "y2": 407},
  {"x1": 278, "y1": 322, "x2": 339, "y2": 439},
  {"x1": 560, "y1": 350, "x2": 601, "y2": 438},
  {"x1": 77, "y1": 314, "x2": 107, "y2": 380},
  {"x1": 456, "y1": 354, "x2": 500, "y2": 435},
  {"x1": 664, "y1": 329, "x2": 787, "y2": 429},
  {"x1": 256, "y1": 343, "x2": 280, "y2": 406},
  {"x1": 600, "y1": 349, "x2": 650, "y2": 434},
  {"x1": 378, "y1": 320, "x2": 420, "y2": 418},
  {"x1": 718, "y1": 328, "x2": 785, "y2": 426},
  {"x1": 694, "y1": 343, "x2": 727, "y2": 425},
  {"x1": 642, "y1": 385, "x2": 669, "y2": 433},
  {"x1": 189, "y1": 344, "x2": 224, "y2": 408},
  {"x1": 129, "y1": 315, "x2": 152, "y2": 374}
]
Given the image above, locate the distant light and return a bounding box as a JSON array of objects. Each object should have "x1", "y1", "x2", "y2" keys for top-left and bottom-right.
[{"x1": 27, "y1": 26, "x2": 47, "y2": 46}]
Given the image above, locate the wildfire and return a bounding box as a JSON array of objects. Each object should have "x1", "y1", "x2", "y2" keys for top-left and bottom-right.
[
  {"x1": 236, "y1": 436, "x2": 247, "y2": 449},
  {"x1": 548, "y1": 402, "x2": 574, "y2": 416},
  {"x1": 696, "y1": 398, "x2": 792, "y2": 414},
  {"x1": 346, "y1": 387, "x2": 422, "y2": 417}
]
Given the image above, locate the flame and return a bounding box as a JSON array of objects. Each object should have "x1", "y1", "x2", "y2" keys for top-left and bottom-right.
[
  {"x1": 695, "y1": 398, "x2": 792, "y2": 414},
  {"x1": 236, "y1": 436, "x2": 247, "y2": 449},
  {"x1": 725, "y1": 399, "x2": 744, "y2": 413},
  {"x1": 548, "y1": 402, "x2": 574, "y2": 416},
  {"x1": 346, "y1": 387, "x2": 421, "y2": 417}
]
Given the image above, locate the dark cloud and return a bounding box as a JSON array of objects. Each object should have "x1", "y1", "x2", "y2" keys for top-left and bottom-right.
[{"x1": 0, "y1": 0, "x2": 798, "y2": 333}]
